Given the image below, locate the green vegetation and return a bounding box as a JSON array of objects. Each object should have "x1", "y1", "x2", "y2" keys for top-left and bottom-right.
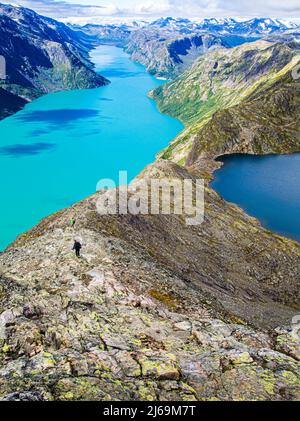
[{"x1": 152, "y1": 41, "x2": 300, "y2": 164}]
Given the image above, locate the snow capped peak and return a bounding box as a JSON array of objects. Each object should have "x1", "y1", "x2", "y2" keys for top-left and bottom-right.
[
  {"x1": 131, "y1": 16, "x2": 300, "y2": 35},
  {"x1": 150, "y1": 17, "x2": 192, "y2": 28}
]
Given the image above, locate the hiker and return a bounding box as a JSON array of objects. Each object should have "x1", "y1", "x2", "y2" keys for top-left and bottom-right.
[
  {"x1": 70, "y1": 217, "x2": 76, "y2": 227},
  {"x1": 73, "y1": 240, "x2": 82, "y2": 257}
]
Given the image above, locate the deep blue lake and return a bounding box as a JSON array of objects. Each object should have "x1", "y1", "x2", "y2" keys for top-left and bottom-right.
[
  {"x1": 211, "y1": 154, "x2": 300, "y2": 242},
  {"x1": 0, "y1": 45, "x2": 183, "y2": 250}
]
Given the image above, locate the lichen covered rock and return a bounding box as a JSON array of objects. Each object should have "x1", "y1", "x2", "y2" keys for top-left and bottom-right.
[{"x1": 0, "y1": 161, "x2": 299, "y2": 401}]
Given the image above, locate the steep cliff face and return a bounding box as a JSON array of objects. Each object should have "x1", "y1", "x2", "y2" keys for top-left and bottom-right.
[
  {"x1": 0, "y1": 4, "x2": 109, "y2": 120},
  {"x1": 0, "y1": 160, "x2": 299, "y2": 401},
  {"x1": 151, "y1": 41, "x2": 300, "y2": 163},
  {"x1": 126, "y1": 30, "x2": 230, "y2": 78}
]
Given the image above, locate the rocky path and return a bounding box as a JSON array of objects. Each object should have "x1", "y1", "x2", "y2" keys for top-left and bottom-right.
[{"x1": 0, "y1": 161, "x2": 299, "y2": 401}]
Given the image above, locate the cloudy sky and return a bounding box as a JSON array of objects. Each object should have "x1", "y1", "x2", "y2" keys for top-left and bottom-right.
[{"x1": 3, "y1": 0, "x2": 300, "y2": 23}]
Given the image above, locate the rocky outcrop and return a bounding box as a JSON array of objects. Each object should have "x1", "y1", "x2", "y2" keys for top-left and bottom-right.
[
  {"x1": 0, "y1": 3, "x2": 109, "y2": 120},
  {"x1": 0, "y1": 160, "x2": 299, "y2": 401}
]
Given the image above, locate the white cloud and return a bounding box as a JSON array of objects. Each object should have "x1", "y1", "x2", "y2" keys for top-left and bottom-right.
[{"x1": 2, "y1": 0, "x2": 300, "y2": 22}]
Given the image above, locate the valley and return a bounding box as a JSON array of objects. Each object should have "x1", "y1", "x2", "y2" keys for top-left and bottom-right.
[{"x1": 0, "y1": 45, "x2": 182, "y2": 251}]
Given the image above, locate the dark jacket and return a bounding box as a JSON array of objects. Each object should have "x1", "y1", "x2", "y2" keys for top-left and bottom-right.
[{"x1": 73, "y1": 241, "x2": 82, "y2": 251}]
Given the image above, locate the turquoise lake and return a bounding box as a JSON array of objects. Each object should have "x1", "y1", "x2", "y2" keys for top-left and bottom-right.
[
  {"x1": 0, "y1": 45, "x2": 183, "y2": 250},
  {"x1": 1, "y1": 45, "x2": 299, "y2": 251},
  {"x1": 212, "y1": 154, "x2": 300, "y2": 242}
]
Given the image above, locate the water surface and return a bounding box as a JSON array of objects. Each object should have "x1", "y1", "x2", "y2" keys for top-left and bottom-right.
[
  {"x1": 0, "y1": 46, "x2": 183, "y2": 250},
  {"x1": 211, "y1": 154, "x2": 300, "y2": 242}
]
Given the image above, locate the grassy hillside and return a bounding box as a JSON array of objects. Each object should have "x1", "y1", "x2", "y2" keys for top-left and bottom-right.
[{"x1": 151, "y1": 41, "x2": 300, "y2": 164}]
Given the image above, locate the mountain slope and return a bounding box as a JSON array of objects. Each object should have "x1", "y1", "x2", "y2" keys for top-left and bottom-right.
[
  {"x1": 0, "y1": 160, "x2": 299, "y2": 401},
  {"x1": 151, "y1": 41, "x2": 300, "y2": 163},
  {"x1": 126, "y1": 30, "x2": 231, "y2": 78},
  {"x1": 0, "y1": 3, "x2": 109, "y2": 119},
  {"x1": 74, "y1": 23, "x2": 133, "y2": 47},
  {"x1": 124, "y1": 18, "x2": 294, "y2": 79},
  {"x1": 187, "y1": 69, "x2": 300, "y2": 163}
]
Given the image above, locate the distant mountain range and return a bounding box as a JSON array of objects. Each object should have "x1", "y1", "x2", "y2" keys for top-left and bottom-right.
[
  {"x1": 149, "y1": 17, "x2": 299, "y2": 35},
  {"x1": 0, "y1": 3, "x2": 108, "y2": 119},
  {"x1": 74, "y1": 16, "x2": 299, "y2": 78},
  {"x1": 1, "y1": 2, "x2": 299, "y2": 119},
  {"x1": 76, "y1": 16, "x2": 299, "y2": 40}
]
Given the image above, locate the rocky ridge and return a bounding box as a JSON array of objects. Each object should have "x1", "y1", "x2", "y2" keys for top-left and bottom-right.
[{"x1": 0, "y1": 160, "x2": 299, "y2": 401}]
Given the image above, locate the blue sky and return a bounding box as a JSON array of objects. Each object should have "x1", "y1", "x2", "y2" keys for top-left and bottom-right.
[{"x1": 3, "y1": 1, "x2": 300, "y2": 22}]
